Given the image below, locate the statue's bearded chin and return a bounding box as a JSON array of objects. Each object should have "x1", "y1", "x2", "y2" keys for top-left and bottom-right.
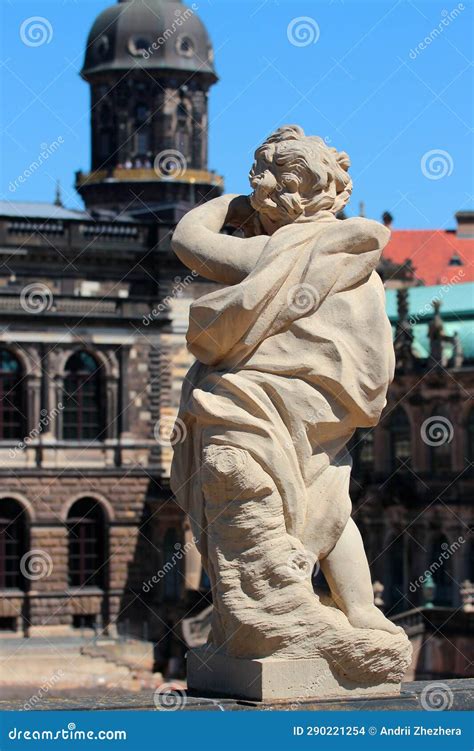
[
  {"x1": 250, "y1": 186, "x2": 277, "y2": 215},
  {"x1": 250, "y1": 178, "x2": 292, "y2": 232}
]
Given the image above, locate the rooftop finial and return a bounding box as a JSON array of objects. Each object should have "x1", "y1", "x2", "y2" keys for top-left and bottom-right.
[
  {"x1": 382, "y1": 211, "x2": 393, "y2": 228},
  {"x1": 54, "y1": 180, "x2": 63, "y2": 207}
]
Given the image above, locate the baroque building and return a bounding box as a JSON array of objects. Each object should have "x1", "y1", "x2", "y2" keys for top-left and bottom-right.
[
  {"x1": 350, "y1": 281, "x2": 474, "y2": 679},
  {"x1": 0, "y1": 0, "x2": 221, "y2": 650},
  {"x1": 0, "y1": 0, "x2": 472, "y2": 682}
]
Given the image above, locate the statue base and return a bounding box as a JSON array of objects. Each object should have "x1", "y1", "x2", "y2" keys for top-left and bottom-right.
[{"x1": 187, "y1": 647, "x2": 401, "y2": 702}]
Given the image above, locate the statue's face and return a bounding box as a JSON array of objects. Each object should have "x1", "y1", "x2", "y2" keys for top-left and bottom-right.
[{"x1": 249, "y1": 154, "x2": 293, "y2": 234}]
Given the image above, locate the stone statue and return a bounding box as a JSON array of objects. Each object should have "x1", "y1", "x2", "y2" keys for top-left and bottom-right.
[{"x1": 171, "y1": 125, "x2": 412, "y2": 700}]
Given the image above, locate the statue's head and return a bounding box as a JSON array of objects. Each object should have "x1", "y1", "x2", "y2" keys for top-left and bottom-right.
[{"x1": 249, "y1": 125, "x2": 352, "y2": 233}]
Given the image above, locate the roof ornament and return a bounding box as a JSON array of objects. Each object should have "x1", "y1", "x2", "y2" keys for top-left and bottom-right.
[
  {"x1": 382, "y1": 211, "x2": 393, "y2": 228},
  {"x1": 394, "y1": 288, "x2": 415, "y2": 372},
  {"x1": 428, "y1": 298, "x2": 462, "y2": 368},
  {"x1": 54, "y1": 180, "x2": 63, "y2": 207}
]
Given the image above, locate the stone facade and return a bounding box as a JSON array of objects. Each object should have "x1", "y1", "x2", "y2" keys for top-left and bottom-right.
[{"x1": 0, "y1": 0, "x2": 222, "y2": 643}]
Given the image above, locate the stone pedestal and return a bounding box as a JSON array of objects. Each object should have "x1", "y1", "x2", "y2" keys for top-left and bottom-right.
[{"x1": 187, "y1": 647, "x2": 401, "y2": 702}]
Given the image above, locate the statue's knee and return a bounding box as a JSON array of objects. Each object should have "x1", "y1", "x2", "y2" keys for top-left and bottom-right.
[{"x1": 201, "y1": 445, "x2": 272, "y2": 501}]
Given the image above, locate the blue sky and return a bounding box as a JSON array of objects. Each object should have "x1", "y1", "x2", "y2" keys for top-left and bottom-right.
[{"x1": 1, "y1": 0, "x2": 472, "y2": 229}]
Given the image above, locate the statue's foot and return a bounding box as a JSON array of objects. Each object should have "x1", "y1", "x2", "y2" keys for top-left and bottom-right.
[{"x1": 346, "y1": 605, "x2": 403, "y2": 635}]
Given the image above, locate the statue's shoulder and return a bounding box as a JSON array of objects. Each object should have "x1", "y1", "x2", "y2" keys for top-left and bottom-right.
[{"x1": 334, "y1": 217, "x2": 391, "y2": 251}]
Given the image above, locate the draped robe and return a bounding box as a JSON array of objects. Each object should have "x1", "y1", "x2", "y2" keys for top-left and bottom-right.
[{"x1": 171, "y1": 215, "x2": 394, "y2": 568}]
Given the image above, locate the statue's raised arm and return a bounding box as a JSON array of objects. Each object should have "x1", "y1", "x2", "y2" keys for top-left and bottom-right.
[{"x1": 172, "y1": 194, "x2": 267, "y2": 284}]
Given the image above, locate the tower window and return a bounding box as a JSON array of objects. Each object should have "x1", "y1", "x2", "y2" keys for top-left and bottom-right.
[
  {"x1": 0, "y1": 350, "x2": 25, "y2": 441},
  {"x1": 95, "y1": 35, "x2": 109, "y2": 60},
  {"x1": 62, "y1": 351, "x2": 104, "y2": 441},
  {"x1": 135, "y1": 129, "x2": 150, "y2": 155},
  {"x1": 176, "y1": 36, "x2": 195, "y2": 57},
  {"x1": 177, "y1": 103, "x2": 188, "y2": 128},
  {"x1": 135, "y1": 105, "x2": 149, "y2": 124},
  {"x1": 98, "y1": 130, "x2": 112, "y2": 160},
  {"x1": 128, "y1": 37, "x2": 150, "y2": 57}
]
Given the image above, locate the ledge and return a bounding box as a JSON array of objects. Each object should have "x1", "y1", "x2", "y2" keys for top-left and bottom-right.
[
  {"x1": 0, "y1": 678, "x2": 472, "y2": 712},
  {"x1": 76, "y1": 168, "x2": 224, "y2": 189}
]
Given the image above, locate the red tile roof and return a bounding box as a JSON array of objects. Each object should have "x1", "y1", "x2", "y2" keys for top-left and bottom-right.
[{"x1": 383, "y1": 230, "x2": 474, "y2": 286}]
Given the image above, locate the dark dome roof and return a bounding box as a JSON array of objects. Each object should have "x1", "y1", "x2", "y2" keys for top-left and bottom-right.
[{"x1": 81, "y1": 0, "x2": 216, "y2": 80}]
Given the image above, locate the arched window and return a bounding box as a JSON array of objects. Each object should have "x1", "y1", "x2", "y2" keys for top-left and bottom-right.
[
  {"x1": 135, "y1": 128, "x2": 150, "y2": 156},
  {"x1": 429, "y1": 408, "x2": 453, "y2": 472},
  {"x1": 135, "y1": 104, "x2": 149, "y2": 124},
  {"x1": 430, "y1": 535, "x2": 453, "y2": 606},
  {"x1": 0, "y1": 350, "x2": 25, "y2": 440},
  {"x1": 163, "y1": 528, "x2": 181, "y2": 601},
  {"x1": 67, "y1": 498, "x2": 105, "y2": 588},
  {"x1": 98, "y1": 130, "x2": 112, "y2": 160},
  {"x1": 63, "y1": 352, "x2": 104, "y2": 441},
  {"x1": 134, "y1": 104, "x2": 150, "y2": 156},
  {"x1": 0, "y1": 499, "x2": 28, "y2": 590},
  {"x1": 176, "y1": 101, "x2": 190, "y2": 161},
  {"x1": 97, "y1": 104, "x2": 113, "y2": 162},
  {"x1": 352, "y1": 428, "x2": 375, "y2": 475},
  {"x1": 389, "y1": 407, "x2": 411, "y2": 470},
  {"x1": 177, "y1": 103, "x2": 188, "y2": 129}
]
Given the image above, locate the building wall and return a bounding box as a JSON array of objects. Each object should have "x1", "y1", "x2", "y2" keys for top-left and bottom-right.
[{"x1": 352, "y1": 369, "x2": 474, "y2": 615}]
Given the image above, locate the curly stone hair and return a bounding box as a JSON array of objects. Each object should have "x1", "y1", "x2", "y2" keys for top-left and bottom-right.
[{"x1": 249, "y1": 125, "x2": 352, "y2": 223}]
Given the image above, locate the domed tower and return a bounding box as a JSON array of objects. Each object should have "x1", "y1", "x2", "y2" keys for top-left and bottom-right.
[{"x1": 76, "y1": 0, "x2": 223, "y2": 216}]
